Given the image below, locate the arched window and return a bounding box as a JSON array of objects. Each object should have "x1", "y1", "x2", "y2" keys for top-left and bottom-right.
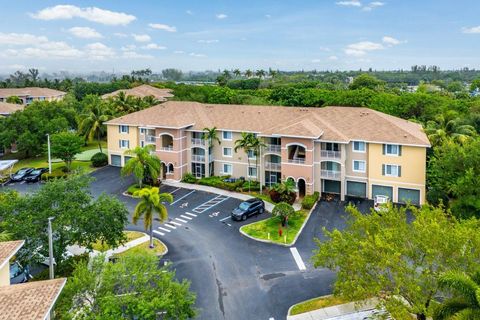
[{"x1": 168, "y1": 163, "x2": 174, "y2": 173}]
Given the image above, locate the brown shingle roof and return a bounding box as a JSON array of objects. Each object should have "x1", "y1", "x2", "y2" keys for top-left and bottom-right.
[
  {"x1": 0, "y1": 278, "x2": 66, "y2": 320},
  {"x1": 102, "y1": 84, "x2": 174, "y2": 101},
  {"x1": 106, "y1": 101, "x2": 430, "y2": 146},
  {"x1": 0, "y1": 102, "x2": 24, "y2": 115},
  {"x1": 0, "y1": 240, "x2": 24, "y2": 270},
  {"x1": 0, "y1": 88, "x2": 66, "y2": 98}
]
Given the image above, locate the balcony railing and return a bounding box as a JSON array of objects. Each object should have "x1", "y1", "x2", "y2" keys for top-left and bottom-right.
[
  {"x1": 145, "y1": 135, "x2": 156, "y2": 143},
  {"x1": 265, "y1": 144, "x2": 281, "y2": 153},
  {"x1": 287, "y1": 158, "x2": 306, "y2": 164},
  {"x1": 320, "y1": 150, "x2": 341, "y2": 159},
  {"x1": 264, "y1": 162, "x2": 281, "y2": 171},
  {"x1": 158, "y1": 146, "x2": 174, "y2": 152},
  {"x1": 191, "y1": 138, "x2": 206, "y2": 146},
  {"x1": 192, "y1": 155, "x2": 205, "y2": 162},
  {"x1": 320, "y1": 170, "x2": 341, "y2": 179}
]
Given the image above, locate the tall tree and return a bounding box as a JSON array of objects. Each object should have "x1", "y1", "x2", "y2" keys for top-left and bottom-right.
[
  {"x1": 234, "y1": 132, "x2": 255, "y2": 192},
  {"x1": 202, "y1": 127, "x2": 221, "y2": 176},
  {"x1": 233, "y1": 69, "x2": 242, "y2": 78},
  {"x1": 312, "y1": 204, "x2": 480, "y2": 320},
  {"x1": 133, "y1": 187, "x2": 173, "y2": 248},
  {"x1": 28, "y1": 68, "x2": 39, "y2": 82},
  {"x1": 244, "y1": 69, "x2": 253, "y2": 78},
  {"x1": 434, "y1": 270, "x2": 480, "y2": 319},
  {"x1": 50, "y1": 131, "x2": 84, "y2": 172},
  {"x1": 249, "y1": 135, "x2": 266, "y2": 191},
  {"x1": 121, "y1": 145, "x2": 161, "y2": 188},
  {"x1": 78, "y1": 95, "x2": 112, "y2": 153},
  {"x1": 425, "y1": 111, "x2": 476, "y2": 146}
]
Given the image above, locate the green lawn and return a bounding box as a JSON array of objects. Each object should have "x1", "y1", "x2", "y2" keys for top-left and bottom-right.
[
  {"x1": 289, "y1": 295, "x2": 348, "y2": 315},
  {"x1": 115, "y1": 239, "x2": 167, "y2": 257},
  {"x1": 91, "y1": 231, "x2": 145, "y2": 252},
  {"x1": 245, "y1": 191, "x2": 275, "y2": 204},
  {"x1": 240, "y1": 209, "x2": 309, "y2": 245}
]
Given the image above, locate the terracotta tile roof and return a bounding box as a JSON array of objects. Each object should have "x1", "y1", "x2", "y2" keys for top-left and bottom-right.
[
  {"x1": 0, "y1": 102, "x2": 24, "y2": 115},
  {"x1": 0, "y1": 88, "x2": 66, "y2": 98},
  {"x1": 102, "y1": 84, "x2": 174, "y2": 101},
  {"x1": 106, "y1": 101, "x2": 430, "y2": 146},
  {"x1": 0, "y1": 278, "x2": 66, "y2": 320},
  {"x1": 0, "y1": 240, "x2": 24, "y2": 270}
]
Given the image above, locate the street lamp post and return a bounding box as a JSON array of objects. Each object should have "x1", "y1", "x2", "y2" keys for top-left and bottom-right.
[
  {"x1": 48, "y1": 217, "x2": 54, "y2": 280},
  {"x1": 46, "y1": 134, "x2": 52, "y2": 174}
]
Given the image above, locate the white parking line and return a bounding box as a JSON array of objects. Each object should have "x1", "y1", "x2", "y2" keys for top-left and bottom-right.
[
  {"x1": 158, "y1": 227, "x2": 171, "y2": 232},
  {"x1": 170, "y1": 187, "x2": 181, "y2": 194},
  {"x1": 153, "y1": 230, "x2": 165, "y2": 236},
  {"x1": 219, "y1": 216, "x2": 231, "y2": 222},
  {"x1": 185, "y1": 212, "x2": 197, "y2": 217},
  {"x1": 165, "y1": 223, "x2": 177, "y2": 229},
  {"x1": 192, "y1": 195, "x2": 229, "y2": 213},
  {"x1": 170, "y1": 190, "x2": 196, "y2": 205},
  {"x1": 175, "y1": 218, "x2": 188, "y2": 223},
  {"x1": 180, "y1": 215, "x2": 192, "y2": 220},
  {"x1": 290, "y1": 247, "x2": 306, "y2": 271},
  {"x1": 170, "y1": 221, "x2": 182, "y2": 226}
]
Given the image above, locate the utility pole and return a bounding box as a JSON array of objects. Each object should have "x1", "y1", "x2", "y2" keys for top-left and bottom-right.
[
  {"x1": 48, "y1": 217, "x2": 54, "y2": 280},
  {"x1": 46, "y1": 134, "x2": 52, "y2": 174}
]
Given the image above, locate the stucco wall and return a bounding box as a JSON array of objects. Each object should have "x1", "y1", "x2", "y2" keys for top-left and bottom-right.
[{"x1": 0, "y1": 264, "x2": 9, "y2": 287}]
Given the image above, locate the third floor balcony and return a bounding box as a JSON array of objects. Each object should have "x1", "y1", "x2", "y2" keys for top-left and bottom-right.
[
  {"x1": 320, "y1": 150, "x2": 341, "y2": 159},
  {"x1": 265, "y1": 144, "x2": 281, "y2": 154},
  {"x1": 191, "y1": 138, "x2": 206, "y2": 146}
]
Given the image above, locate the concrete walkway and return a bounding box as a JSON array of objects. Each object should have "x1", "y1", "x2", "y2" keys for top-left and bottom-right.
[
  {"x1": 287, "y1": 298, "x2": 379, "y2": 320},
  {"x1": 67, "y1": 235, "x2": 151, "y2": 260},
  {"x1": 163, "y1": 180, "x2": 302, "y2": 212}
]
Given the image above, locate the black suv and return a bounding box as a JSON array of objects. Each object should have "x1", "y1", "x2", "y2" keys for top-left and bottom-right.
[
  {"x1": 10, "y1": 168, "x2": 34, "y2": 182},
  {"x1": 24, "y1": 168, "x2": 48, "y2": 183},
  {"x1": 231, "y1": 198, "x2": 265, "y2": 221}
]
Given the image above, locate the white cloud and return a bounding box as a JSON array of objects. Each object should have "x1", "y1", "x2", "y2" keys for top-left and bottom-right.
[
  {"x1": 113, "y1": 32, "x2": 128, "y2": 38},
  {"x1": 382, "y1": 36, "x2": 401, "y2": 46},
  {"x1": 122, "y1": 51, "x2": 153, "y2": 59},
  {"x1": 142, "y1": 43, "x2": 167, "y2": 50},
  {"x1": 148, "y1": 23, "x2": 177, "y2": 32},
  {"x1": 216, "y1": 13, "x2": 228, "y2": 19},
  {"x1": 31, "y1": 5, "x2": 136, "y2": 26},
  {"x1": 336, "y1": 0, "x2": 362, "y2": 7},
  {"x1": 462, "y1": 26, "x2": 480, "y2": 34},
  {"x1": 329, "y1": 55, "x2": 339, "y2": 60},
  {"x1": 68, "y1": 27, "x2": 102, "y2": 39},
  {"x1": 344, "y1": 41, "x2": 384, "y2": 56},
  {"x1": 311, "y1": 59, "x2": 322, "y2": 63},
  {"x1": 0, "y1": 32, "x2": 48, "y2": 45},
  {"x1": 84, "y1": 42, "x2": 115, "y2": 60},
  {"x1": 174, "y1": 50, "x2": 185, "y2": 54},
  {"x1": 197, "y1": 39, "x2": 219, "y2": 44},
  {"x1": 362, "y1": 1, "x2": 384, "y2": 10},
  {"x1": 132, "y1": 34, "x2": 151, "y2": 42},
  {"x1": 121, "y1": 44, "x2": 136, "y2": 51},
  {"x1": 189, "y1": 52, "x2": 206, "y2": 57}
]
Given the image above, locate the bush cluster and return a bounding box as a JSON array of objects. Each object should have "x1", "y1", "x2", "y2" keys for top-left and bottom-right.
[
  {"x1": 301, "y1": 191, "x2": 320, "y2": 209},
  {"x1": 41, "y1": 170, "x2": 68, "y2": 181},
  {"x1": 91, "y1": 152, "x2": 108, "y2": 167}
]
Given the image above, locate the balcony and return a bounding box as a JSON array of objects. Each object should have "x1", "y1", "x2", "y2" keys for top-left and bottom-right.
[
  {"x1": 191, "y1": 138, "x2": 206, "y2": 146},
  {"x1": 145, "y1": 135, "x2": 156, "y2": 144},
  {"x1": 265, "y1": 144, "x2": 281, "y2": 153},
  {"x1": 158, "y1": 146, "x2": 173, "y2": 152},
  {"x1": 264, "y1": 161, "x2": 281, "y2": 171},
  {"x1": 320, "y1": 150, "x2": 341, "y2": 159},
  {"x1": 287, "y1": 158, "x2": 305, "y2": 164},
  {"x1": 320, "y1": 170, "x2": 341, "y2": 179},
  {"x1": 192, "y1": 155, "x2": 205, "y2": 162}
]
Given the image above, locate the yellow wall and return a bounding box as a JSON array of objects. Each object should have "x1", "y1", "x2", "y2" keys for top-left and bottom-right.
[
  {"x1": 107, "y1": 124, "x2": 139, "y2": 165},
  {"x1": 0, "y1": 264, "x2": 9, "y2": 286}
]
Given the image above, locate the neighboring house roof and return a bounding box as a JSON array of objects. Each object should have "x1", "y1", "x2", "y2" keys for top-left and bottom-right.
[
  {"x1": 0, "y1": 101, "x2": 24, "y2": 115},
  {"x1": 0, "y1": 278, "x2": 67, "y2": 320},
  {"x1": 0, "y1": 88, "x2": 66, "y2": 98},
  {"x1": 101, "y1": 84, "x2": 174, "y2": 101},
  {"x1": 0, "y1": 240, "x2": 24, "y2": 271},
  {"x1": 106, "y1": 101, "x2": 431, "y2": 146}
]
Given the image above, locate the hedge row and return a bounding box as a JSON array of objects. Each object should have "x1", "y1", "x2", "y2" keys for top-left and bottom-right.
[{"x1": 301, "y1": 191, "x2": 320, "y2": 209}]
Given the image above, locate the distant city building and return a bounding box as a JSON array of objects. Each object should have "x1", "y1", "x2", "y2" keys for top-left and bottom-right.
[{"x1": 0, "y1": 87, "x2": 66, "y2": 105}]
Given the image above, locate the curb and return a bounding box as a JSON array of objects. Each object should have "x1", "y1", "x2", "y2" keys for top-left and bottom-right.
[
  {"x1": 125, "y1": 230, "x2": 169, "y2": 256},
  {"x1": 239, "y1": 201, "x2": 318, "y2": 247}
]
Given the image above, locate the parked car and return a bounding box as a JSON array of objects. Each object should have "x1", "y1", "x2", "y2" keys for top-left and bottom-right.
[
  {"x1": 24, "y1": 168, "x2": 48, "y2": 183},
  {"x1": 9, "y1": 167, "x2": 35, "y2": 182},
  {"x1": 231, "y1": 198, "x2": 265, "y2": 221},
  {"x1": 10, "y1": 261, "x2": 30, "y2": 284},
  {"x1": 374, "y1": 195, "x2": 390, "y2": 212}
]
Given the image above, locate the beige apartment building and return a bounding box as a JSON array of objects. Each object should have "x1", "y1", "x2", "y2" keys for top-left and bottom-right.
[
  {"x1": 0, "y1": 87, "x2": 66, "y2": 105},
  {"x1": 106, "y1": 101, "x2": 430, "y2": 205}
]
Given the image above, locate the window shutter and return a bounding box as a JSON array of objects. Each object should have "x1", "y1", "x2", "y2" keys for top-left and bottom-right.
[
  {"x1": 398, "y1": 145, "x2": 402, "y2": 156},
  {"x1": 118, "y1": 126, "x2": 121, "y2": 133},
  {"x1": 398, "y1": 166, "x2": 401, "y2": 177},
  {"x1": 119, "y1": 140, "x2": 121, "y2": 148},
  {"x1": 126, "y1": 126, "x2": 129, "y2": 133},
  {"x1": 382, "y1": 164, "x2": 385, "y2": 176},
  {"x1": 127, "y1": 141, "x2": 130, "y2": 148},
  {"x1": 382, "y1": 144, "x2": 386, "y2": 155}
]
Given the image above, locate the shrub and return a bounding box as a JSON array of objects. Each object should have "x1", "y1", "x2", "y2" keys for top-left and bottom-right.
[
  {"x1": 272, "y1": 202, "x2": 295, "y2": 226},
  {"x1": 91, "y1": 152, "x2": 108, "y2": 167},
  {"x1": 41, "y1": 170, "x2": 68, "y2": 181},
  {"x1": 182, "y1": 173, "x2": 197, "y2": 183},
  {"x1": 301, "y1": 191, "x2": 320, "y2": 209}
]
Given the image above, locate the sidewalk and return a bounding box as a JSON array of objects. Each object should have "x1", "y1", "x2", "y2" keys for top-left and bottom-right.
[
  {"x1": 163, "y1": 180, "x2": 302, "y2": 212},
  {"x1": 67, "y1": 235, "x2": 151, "y2": 260}
]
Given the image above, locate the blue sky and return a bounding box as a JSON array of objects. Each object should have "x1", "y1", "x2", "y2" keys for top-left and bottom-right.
[{"x1": 0, "y1": 0, "x2": 479, "y2": 73}]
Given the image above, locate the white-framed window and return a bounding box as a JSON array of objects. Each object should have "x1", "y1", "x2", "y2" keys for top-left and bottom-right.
[
  {"x1": 222, "y1": 131, "x2": 232, "y2": 141},
  {"x1": 222, "y1": 163, "x2": 233, "y2": 174},
  {"x1": 352, "y1": 141, "x2": 366, "y2": 153},
  {"x1": 140, "y1": 128, "x2": 146, "y2": 134},
  {"x1": 223, "y1": 147, "x2": 232, "y2": 157},
  {"x1": 248, "y1": 166, "x2": 257, "y2": 177},
  {"x1": 353, "y1": 160, "x2": 366, "y2": 173},
  {"x1": 383, "y1": 164, "x2": 401, "y2": 177},
  {"x1": 385, "y1": 144, "x2": 400, "y2": 156},
  {"x1": 119, "y1": 139, "x2": 129, "y2": 149},
  {"x1": 247, "y1": 149, "x2": 256, "y2": 159},
  {"x1": 119, "y1": 125, "x2": 129, "y2": 134}
]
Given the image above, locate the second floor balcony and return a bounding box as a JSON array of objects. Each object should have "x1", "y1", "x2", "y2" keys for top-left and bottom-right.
[
  {"x1": 265, "y1": 144, "x2": 281, "y2": 154},
  {"x1": 191, "y1": 138, "x2": 206, "y2": 146},
  {"x1": 264, "y1": 161, "x2": 281, "y2": 171},
  {"x1": 192, "y1": 154, "x2": 205, "y2": 162},
  {"x1": 145, "y1": 135, "x2": 156, "y2": 144},
  {"x1": 320, "y1": 170, "x2": 341, "y2": 180},
  {"x1": 320, "y1": 150, "x2": 341, "y2": 159}
]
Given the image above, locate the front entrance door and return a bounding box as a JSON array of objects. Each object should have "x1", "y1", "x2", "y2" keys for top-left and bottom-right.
[
  {"x1": 195, "y1": 163, "x2": 203, "y2": 178},
  {"x1": 297, "y1": 179, "x2": 306, "y2": 198},
  {"x1": 270, "y1": 174, "x2": 277, "y2": 185},
  {"x1": 162, "y1": 163, "x2": 167, "y2": 180}
]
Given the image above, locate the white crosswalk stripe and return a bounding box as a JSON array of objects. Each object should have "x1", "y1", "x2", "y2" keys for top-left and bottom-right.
[
  {"x1": 180, "y1": 215, "x2": 192, "y2": 220},
  {"x1": 175, "y1": 218, "x2": 188, "y2": 223},
  {"x1": 185, "y1": 212, "x2": 197, "y2": 217},
  {"x1": 158, "y1": 227, "x2": 171, "y2": 232},
  {"x1": 170, "y1": 221, "x2": 182, "y2": 226},
  {"x1": 153, "y1": 230, "x2": 164, "y2": 236},
  {"x1": 165, "y1": 223, "x2": 177, "y2": 229}
]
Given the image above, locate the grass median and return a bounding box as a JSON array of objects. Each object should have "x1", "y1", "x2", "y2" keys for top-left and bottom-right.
[
  {"x1": 289, "y1": 295, "x2": 348, "y2": 315},
  {"x1": 240, "y1": 209, "x2": 309, "y2": 245},
  {"x1": 91, "y1": 231, "x2": 145, "y2": 252}
]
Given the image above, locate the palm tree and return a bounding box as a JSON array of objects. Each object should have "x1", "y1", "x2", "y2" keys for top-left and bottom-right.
[
  {"x1": 434, "y1": 270, "x2": 480, "y2": 319},
  {"x1": 244, "y1": 69, "x2": 253, "y2": 78},
  {"x1": 268, "y1": 68, "x2": 278, "y2": 78},
  {"x1": 121, "y1": 145, "x2": 161, "y2": 188},
  {"x1": 233, "y1": 69, "x2": 242, "y2": 78},
  {"x1": 255, "y1": 69, "x2": 266, "y2": 78},
  {"x1": 202, "y1": 127, "x2": 221, "y2": 176},
  {"x1": 234, "y1": 132, "x2": 255, "y2": 192},
  {"x1": 78, "y1": 97, "x2": 112, "y2": 153},
  {"x1": 249, "y1": 136, "x2": 266, "y2": 192},
  {"x1": 425, "y1": 111, "x2": 476, "y2": 146},
  {"x1": 133, "y1": 187, "x2": 173, "y2": 248}
]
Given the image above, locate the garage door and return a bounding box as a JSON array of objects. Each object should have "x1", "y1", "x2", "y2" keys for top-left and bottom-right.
[
  {"x1": 398, "y1": 188, "x2": 420, "y2": 205},
  {"x1": 346, "y1": 181, "x2": 367, "y2": 198},
  {"x1": 323, "y1": 180, "x2": 341, "y2": 194},
  {"x1": 124, "y1": 156, "x2": 133, "y2": 165},
  {"x1": 371, "y1": 185, "x2": 393, "y2": 200},
  {"x1": 110, "y1": 155, "x2": 121, "y2": 167}
]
